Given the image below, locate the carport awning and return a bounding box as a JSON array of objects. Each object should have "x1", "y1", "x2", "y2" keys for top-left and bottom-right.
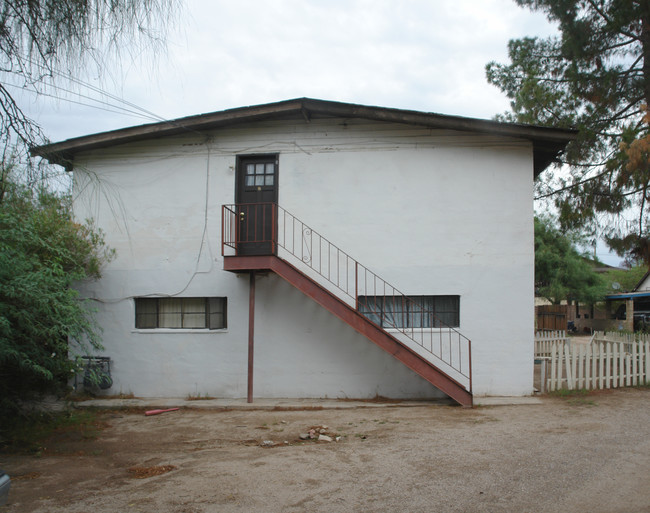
[{"x1": 606, "y1": 292, "x2": 650, "y2": 300}]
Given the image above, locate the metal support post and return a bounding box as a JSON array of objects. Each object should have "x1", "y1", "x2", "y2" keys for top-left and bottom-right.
[{"x1": 247, "y1": 271, "x2": 256, "y2": 403}]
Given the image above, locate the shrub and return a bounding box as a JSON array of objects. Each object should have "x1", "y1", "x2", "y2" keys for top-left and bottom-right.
[{"x1": 0, "y1": 168, "x2": 114, "y2": 421}]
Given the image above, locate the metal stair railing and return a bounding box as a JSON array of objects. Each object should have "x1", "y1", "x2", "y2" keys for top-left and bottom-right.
[{"x1": 222, "y1": 202, "x2": 472, "y2": 392}]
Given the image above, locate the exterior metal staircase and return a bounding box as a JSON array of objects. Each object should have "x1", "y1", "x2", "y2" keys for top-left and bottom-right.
[{"x1": 221, "y1": 203, "x2": 473, "y2": 406}]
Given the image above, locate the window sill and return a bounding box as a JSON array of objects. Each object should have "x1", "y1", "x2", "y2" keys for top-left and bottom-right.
[{"x1": 131, "y1": 329, "x2": 228, "y2": 334}]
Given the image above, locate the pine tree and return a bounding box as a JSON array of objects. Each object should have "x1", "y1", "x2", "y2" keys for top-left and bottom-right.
[
  {"x1": 486, "y1": 0, "x2": 650, "y2": 259},
  {"x1": 534, "y1": 216, "x2": 606, "y2": 304}
]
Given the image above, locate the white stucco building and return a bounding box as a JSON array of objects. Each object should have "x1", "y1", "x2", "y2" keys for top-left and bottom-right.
[{"x1": 34, "y1": 98, "x2": 575, "y2": 405}]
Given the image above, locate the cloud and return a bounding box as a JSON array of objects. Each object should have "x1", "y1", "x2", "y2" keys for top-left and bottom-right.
[{"x1": 16, "y1": 0, "x2": 558, "y2": 141}]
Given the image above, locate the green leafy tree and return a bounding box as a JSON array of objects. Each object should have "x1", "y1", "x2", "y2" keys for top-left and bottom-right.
[
  {"x1": 0, "y1": 1, "x2": 178, "y2": 421},
  {"x1": 0, "y1": 163, "x2": 114, "y2": 417},
  {"x1": 535, "y1": 216, "x2": 606, "y2": 304},
  {"x1": 486, "y1": 1, "x2": 650, "y2": 259}
]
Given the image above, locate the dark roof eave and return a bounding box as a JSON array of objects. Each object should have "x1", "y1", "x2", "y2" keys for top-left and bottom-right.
[
  {"x1": 31, "y1": 97, "x2": 577, "y2": 173},
  {"x1": 633, "y1": 269, "x2": 650, "y2": 291}
]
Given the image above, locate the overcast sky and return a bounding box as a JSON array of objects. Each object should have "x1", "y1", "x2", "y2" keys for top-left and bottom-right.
[
  {"x1": 14, "y1": 1, "x2": 620, "y2": 264},
  {"x1": 18, "y1": 0, "x2": 558, "y2": 142}
]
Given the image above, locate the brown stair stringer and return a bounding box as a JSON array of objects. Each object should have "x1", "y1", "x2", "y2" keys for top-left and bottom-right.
[{"x1": 224, "y1": 255, "x2": 473, "y2": 407}]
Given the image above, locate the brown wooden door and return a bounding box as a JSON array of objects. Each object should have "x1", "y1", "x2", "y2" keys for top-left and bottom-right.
[{"x1": 235, "y1": 155, "x2": 278, "y2": 255}]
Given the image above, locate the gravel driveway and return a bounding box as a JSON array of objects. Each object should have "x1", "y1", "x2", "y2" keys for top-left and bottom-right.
[{"x1": 3, "y1": 388, "x2": 649, "y2": 513}]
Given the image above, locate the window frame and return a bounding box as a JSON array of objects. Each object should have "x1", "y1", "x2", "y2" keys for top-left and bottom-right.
[
  {"x1": 135, "y1": 297, "x2": 227, "y2": 330},
  {"x1": 357, "y1": 295, "x2": 460, "y2": 329}
]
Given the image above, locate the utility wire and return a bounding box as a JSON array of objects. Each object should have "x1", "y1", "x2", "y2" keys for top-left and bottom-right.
[
  {"x1": 2, "y1": 81, "x2": 158, "y2": 121},
  {"x1": 14, "y1": 56, "x2": 211, "y2": 138},
  {"x1": 17, "y1": 56, "x2": 170, "y2": 123}
]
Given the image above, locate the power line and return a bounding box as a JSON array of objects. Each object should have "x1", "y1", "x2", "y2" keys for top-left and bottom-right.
[
  {"x1": 17, "y1": 56, "x2": 170, "y2": 123},
  {"x1": 13, "y1": 57, "x2": 210, "y2": 138},
  {"x1": 2, "y1": 81, "x2": 158, "y2": 121}
]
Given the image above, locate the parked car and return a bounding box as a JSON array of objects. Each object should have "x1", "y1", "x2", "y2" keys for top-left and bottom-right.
[{"x1": 0, "y1": 470, "x2": 10, "y2": 506}]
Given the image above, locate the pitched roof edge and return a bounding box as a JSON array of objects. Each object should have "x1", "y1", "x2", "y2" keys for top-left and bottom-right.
[
  {"x1": 633, "y1": 269, "x2": 650, "y2": 292},
  {"x1": 31, "y1": 97, "x2": 577, "y2": 173}
]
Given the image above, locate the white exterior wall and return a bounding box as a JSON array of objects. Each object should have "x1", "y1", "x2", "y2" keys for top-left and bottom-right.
[{"x1": 73, "y1": 118, "x2": 534, "y2": 398}]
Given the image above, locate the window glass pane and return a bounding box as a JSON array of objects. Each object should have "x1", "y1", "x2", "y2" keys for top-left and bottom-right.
[
  {"x1": 357, "y1": 296, "x2": 382, "y2": 326},
  {"x1": 255, "y1": 175, "x2": 264, "y2": 186},
  {"x1": 255, "y1": 163, "x2": 265, "y2": 174},
  {"x1": 410, "y1": 296, "x2": 433, "y2": 328},
  {"x1": 245, "y1": 175, "x2": 254, "y2": 186},
  {"x1": 434, "y1": 296, "x2": 460, "y2": 327},
  {"x1": 265, "y1": 175, "x2": 274, "y2": 186},
  {"x1": 383, "y1": 296, "x2": 407, "y2": 328},
  {"x1": 135, "y1": 298, "x2": 158, "y2": 328},
  {"x1": 246, "y1": 164, "x2": 255, "y2": 175},
  {"x1": 265, "y1": 163, "x2": 275, "y2": 174},
  {"x1": 208, "y1": 297, "x2": 227, "y2": 329},
  {"x1": 159, "y1": 298, "x2": 182, "y2": 328},
  {"x1": 182, "y1": 298, "x2": 206, "y2": 328}
]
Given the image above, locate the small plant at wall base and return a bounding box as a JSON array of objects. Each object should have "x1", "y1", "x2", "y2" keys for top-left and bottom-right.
[{"x1": 0, "y1": 161, "x2": 115, "y2": 426}]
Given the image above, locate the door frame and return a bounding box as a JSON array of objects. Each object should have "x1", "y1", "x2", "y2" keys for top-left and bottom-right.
[
  {"x1": 234, "y1": 154, "x2": 279, "y2": 255},
  {"x1": 235, "y1": 153, "x2": 279, "y2": 206}
]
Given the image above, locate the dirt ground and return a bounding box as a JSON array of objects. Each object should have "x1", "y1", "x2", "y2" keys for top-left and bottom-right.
[{"x1": 2, "y1": 388, "x2": 650, "y2": 513}]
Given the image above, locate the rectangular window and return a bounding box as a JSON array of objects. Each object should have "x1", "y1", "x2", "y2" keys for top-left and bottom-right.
[
  {"x1": 135, "y1": 297, "x2": 227, "y2": 329},
  {"x1": 357, "y1": 295, "x2": 459, "y2": 329}
]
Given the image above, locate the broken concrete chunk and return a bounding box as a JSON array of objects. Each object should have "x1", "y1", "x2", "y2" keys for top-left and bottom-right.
[{"x1": 318, "y1": 434, "x2": 333, "y2": 442}]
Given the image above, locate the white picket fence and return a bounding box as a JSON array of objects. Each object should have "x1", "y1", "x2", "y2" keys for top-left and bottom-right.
[
  {"x1": 534, "y1": 331, "x2": 650, "y2": 392},
  {"x1": 534, "y1": 330, "x2": 568, "y2": 358}
]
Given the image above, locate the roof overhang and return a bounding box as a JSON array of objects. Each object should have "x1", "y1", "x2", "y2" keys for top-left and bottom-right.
[
  {"x1": 633, "y1": 269, "x2": 650, "y2": 291},
  {"x1": 606, "y1": 292, "x2": 650, "y2": 300},
  {"x1": 31, "y1": 97, "x2": 577, "y2": 176}
]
